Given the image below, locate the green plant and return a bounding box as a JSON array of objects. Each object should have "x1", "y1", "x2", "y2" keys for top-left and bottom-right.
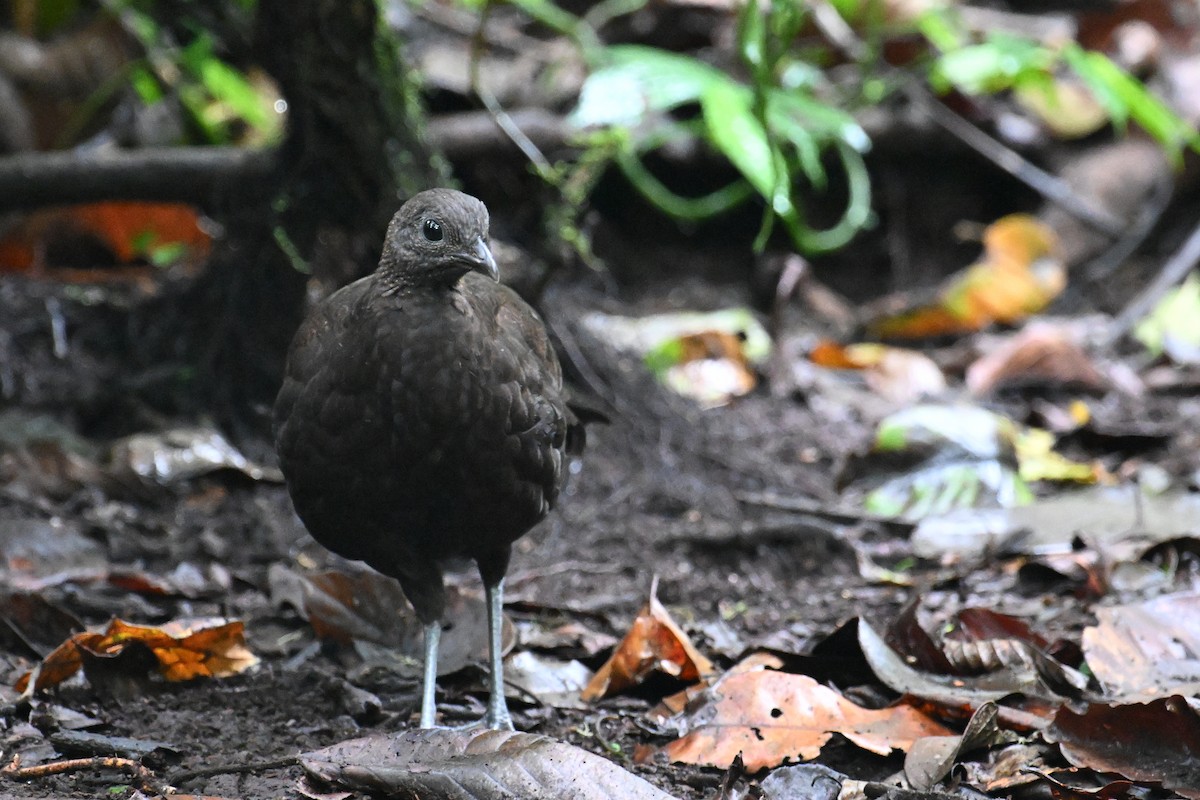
[
  {"x1": 457, "y1": 0, "x2": 1200, "y2": 261},
  {"x1": 106, "y1": 0, "x2": 281, "y2": 146},
  {"x1": 570, "y1": 0, "x2": 872, "y2": 254},
  {"x1": 917, "y1": 9, "x2": 1200, "y2": 160}
]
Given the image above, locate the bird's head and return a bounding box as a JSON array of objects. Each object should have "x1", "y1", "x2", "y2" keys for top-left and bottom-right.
[{"x1": 378, "y1": 188, "x2": 499, "y2": 288}]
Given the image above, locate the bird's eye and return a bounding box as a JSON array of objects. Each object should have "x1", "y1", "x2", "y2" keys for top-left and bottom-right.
[{"x1": 422, "y1": 219, "x2": 443, "y2": 242}]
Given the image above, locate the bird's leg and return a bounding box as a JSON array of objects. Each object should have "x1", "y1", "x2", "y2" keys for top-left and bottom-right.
[
  {"x1": 420, "y1": 620, "x2": 441, "y2": 728},
  {"x1": 483, "y1": 577, "x2": 513, "y2": 730}
]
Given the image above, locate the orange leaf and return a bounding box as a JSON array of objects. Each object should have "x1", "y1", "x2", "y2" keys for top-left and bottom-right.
[
  {"x1": 15, "y1": 617, "x2": 257, "y2": 692},
  {"x1": 15, "y1": 631, "x2": 103, "y2": 693},
  {"x1": 869, "y1": 215, "x2": 1065, "y2": 340},
  {"x1": 661, "y1": 667, "x2": 954, "y2": 770},
  {"x1": 581, "y1": 591, "x2": 714, "y2": 702},
  {"x1": 0, "y1": 201, "x2": 211, "y2": 274}
]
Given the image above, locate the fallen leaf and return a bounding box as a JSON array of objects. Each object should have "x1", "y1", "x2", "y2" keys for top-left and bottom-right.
[
  {"x1": 1047, "y1": 696, "x2": 1200, "y2": 799},
  {"x1": 1082, "y1": 592, "x2": 1200, "y2": 700},
  {"x1": 808, "y1": 341, "x2": 946, "y2": 403},
  {"x1": 957, "y1": 743, "x2": 1049, "y2": 792},
  {"x1": 869, "y1": 215, "x2": 1065, "y2": 340},
  {"x1": 301, "y1": 728, "x2": 678, "y2": 800},
  {"x1": 581, "y1": 589, "x2": 714, "y2": 702},
  {"x1": 967, "y1": 323, "x2": 1109, "y2": 395},
  {"x1": 1014, "y1": 427, "x2": 1104, "y2": 485},
  {"x1": 109, "y1": 427, "x2": 283, "y2": 485},
  {"x1": 1134, "y1": 272, "x2": 1200, "y2": 364},
  {"x1": 904, "y1": 702, "x2": 1013, "y2": 789},
  {"x1": 268, "y1": 565, "x2": 507, "y2": 676},
  {"x1": 1015, "y1": 78, "x2": 1109, "y2": 139},
  {"x1": 861, "y1": 404, "x2": 1034, "y2": 519},
  {"x1": 1027, "y1": 769, "x2": 1141, "y2": 800},
  {"x1": 504, "y1": 652, "x2": 593, "y2": 709},
  {"x1": 0, "y1": 202, "x2": 211, "y2": 275},
  {"x1": 660, "y1": 663, "x2": 953, "y2": 770},
  {"x1": 858, "y1": 618, "x2": 1063, "y2": 714},
  {"x1": 580, "y1": 309, "x2": 770, "y2": 407},
  {"x1": 16, "y1": 617, "x2": 258, "y2": 693},
  {"x1": 759, "y1": 763, "x2": 847, "y2": 800}
]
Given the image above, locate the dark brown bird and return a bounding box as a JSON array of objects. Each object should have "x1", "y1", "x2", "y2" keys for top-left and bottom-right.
[{"x1": 274, "y1": 188, "x2": 579, "y2": 729}]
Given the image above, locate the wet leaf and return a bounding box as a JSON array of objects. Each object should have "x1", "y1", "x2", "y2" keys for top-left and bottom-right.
[
  {"x1": 581, "y1": 589, "x2": 714, "y2": 702},
  {"x1": 301, "y1": 728, "x2": 678, "y2": 800},
  {"x1": 1082, "y1": 592, "x2": 1200, "y2": 700},
  {"x1": 869, "y1": 215, "x2": 1065, "y2": 340},
  {"x1": 1047, "y1": 696, "x2": 1200, "y2": 799},
  {"x1": 16, "y1": 617, "x2": 258, "y2": 693},
  {"x1": 659, "y1": 660, "x2": 953, "y2": 770}
]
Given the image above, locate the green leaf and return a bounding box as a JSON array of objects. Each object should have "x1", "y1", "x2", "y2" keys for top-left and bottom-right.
[
  {"x1": 507, "y1": 0, "x2": 582, "y2": 36},
  {"x1": 737, "y1": 0, "x2": 766, "y2": 70},
  {"x1": 571, "y1": 45, "x2": 725, "y2": 127},
  {"x1": 700, "y1": 80, "x2": 776, "y2": 200},
  {"x1": 129, "y1": 64, "x2": 163, "y2": 104},
  {"x1": 1134, "y1": 272, "x2": 1200, "y2": 358},
  {"x1": 917, "y1": 9, "x2": 965, "y2": 52},
  {"x1": 929, "y1": 36, "x2": 1050, "y2": 95},
  {"x1": 1063, "y1": 44, "x2": 1200, "y2": 157},
  {"x1": 181, "y1": 36, "x2": 268, "y2": 126}
]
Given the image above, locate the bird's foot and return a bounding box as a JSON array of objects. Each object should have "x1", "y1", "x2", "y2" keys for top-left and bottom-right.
[{"x1": 444, "y1": 710, "x2": 513, "y2": 732}]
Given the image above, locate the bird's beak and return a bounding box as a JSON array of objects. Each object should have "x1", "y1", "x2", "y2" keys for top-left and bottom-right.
[{"x1": 472, "y1": 237, "x2": 499, "y2": 282}]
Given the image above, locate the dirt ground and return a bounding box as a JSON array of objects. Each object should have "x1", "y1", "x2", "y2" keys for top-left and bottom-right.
[{"x1": 1, "y1": 220, "x2": 1198, "y2": 800}]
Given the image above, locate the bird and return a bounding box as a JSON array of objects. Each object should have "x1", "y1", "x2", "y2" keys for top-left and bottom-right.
[{"x1": 274, "y1": 188, "x2": 581, "y2": 730}]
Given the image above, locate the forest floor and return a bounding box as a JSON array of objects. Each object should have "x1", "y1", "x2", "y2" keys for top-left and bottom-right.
[{"x1": 3, "y1": 230, "x2": 1199, "y2": 800}]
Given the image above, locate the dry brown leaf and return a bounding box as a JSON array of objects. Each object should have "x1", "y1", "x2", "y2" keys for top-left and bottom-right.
[
  {"x1": 967, "y1": 324, "x2": 1108, "y2": 396},
  {"x1": 581, "y1": 590, "x2": 714, "y2": 702},
  {"x1": 660, "y1": 664, "x2": 953, "y2": 770},
  {"x1": 904, "y1": 702, "x2": 1012, "y2": 790},
  {"x1": 301, "y1": 728, "x2": 679, "y2": 800},
  {"x1": 858, "y1": 619, "x2": 1063, "y2": 717},
  {"x1": 16, "y1": 617, "x2": 257, "y2": 693},
  {"x1": 1082, "y1": 592, "x2": 1200, "y2": 700}
]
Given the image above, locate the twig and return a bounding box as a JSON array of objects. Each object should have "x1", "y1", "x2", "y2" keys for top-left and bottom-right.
[
  {"x1": 426, "y1": 109, "x2": 569, "y2": 160},
  {"x1": 1083, "y1": 169, "x2": 1174, "y2": 284},
  {"x1": 1, "y1": 754, "x2": 167, "y2": 795},
  {"x1": 809, "y1": 0, "x2": 1127, "y2": 237},
  {"x1": 507, "y1": 560, "x2": 626, "y2": 586},
  {"x1": 735, "y1": 491, "x2": 914, "y2": 532},
  {"x1": 469, "y1": 3, "x2": 554, "y2": 176},
  {"x1": 1104, "y1": 216, "x2": 1200, "y2": 346},
  {"x1": 169, "y1": 756, "x2": 299, "y2": 786}
]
